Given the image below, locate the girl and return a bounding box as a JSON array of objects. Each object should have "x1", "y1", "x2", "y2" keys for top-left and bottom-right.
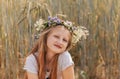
[{"x1": 23, "y1": 16, "x2": 89, "y2": 79}]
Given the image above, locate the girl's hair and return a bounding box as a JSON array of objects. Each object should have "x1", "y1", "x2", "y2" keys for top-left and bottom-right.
[{"x1": 24, "y1": 25, "x2": 72, "y2": 79}]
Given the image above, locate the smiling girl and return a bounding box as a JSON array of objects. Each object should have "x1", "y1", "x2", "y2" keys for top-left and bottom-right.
[{"x1": 23, "y1": 16, "x2": 89, "y2": 79}]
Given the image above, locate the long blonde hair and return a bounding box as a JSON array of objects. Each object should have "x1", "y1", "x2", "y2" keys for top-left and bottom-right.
[{"x1": 24, "y1": 26, "x2": 72, "y2": 79}]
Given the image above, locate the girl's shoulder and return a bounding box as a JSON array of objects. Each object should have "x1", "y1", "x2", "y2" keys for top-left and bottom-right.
[
  {"x1": 26, "y1": 52, "x2": 38, "y2": 61},
  {"x1": 23, "y1": 52, "x2": 38, "y2": 74},
  {"x1": 59, "y1": 51, "x2": 72, "y2": 59},
  {"x1": 58, "y1": 51, "x2": 74, "y2": 71},
  {"x1": 26, "y1": 54, "x2": 35, "y2": 60}
]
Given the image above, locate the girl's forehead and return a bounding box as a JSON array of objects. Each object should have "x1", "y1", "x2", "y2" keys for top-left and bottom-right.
[
  {"x1": 49, "y1": 26, "x2": 71, "y2": 37},
  {"x1": 51, "y1": 26, "x2": 69, "y2": 33}
]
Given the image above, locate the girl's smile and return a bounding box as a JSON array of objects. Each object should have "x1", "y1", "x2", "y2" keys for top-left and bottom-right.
[{"x1": 54, "y1": 44, "x2": 62, "y2": 49}]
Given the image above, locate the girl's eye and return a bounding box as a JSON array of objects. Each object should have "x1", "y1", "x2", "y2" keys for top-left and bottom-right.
[
  {"x1": 54, "y1": 35, "x2": 59, "y2": 39},
  {"x1": 63, "y1": 39, "x2": 68, "y2": 43}
]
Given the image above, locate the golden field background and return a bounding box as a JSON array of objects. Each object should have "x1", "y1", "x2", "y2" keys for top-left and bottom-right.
[{"x1": 0, "y1": 0, "x2": 120, "y2": 79}]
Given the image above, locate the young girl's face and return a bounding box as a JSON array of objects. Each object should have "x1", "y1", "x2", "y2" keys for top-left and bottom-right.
[{"x1": 47, "y1": 26, "x2": 71, "y2": 54}]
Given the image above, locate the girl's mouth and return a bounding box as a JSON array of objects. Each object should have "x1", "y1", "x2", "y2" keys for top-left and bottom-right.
[{"x1": 54, "y1": 44, "x2": 62, "y2": 49}]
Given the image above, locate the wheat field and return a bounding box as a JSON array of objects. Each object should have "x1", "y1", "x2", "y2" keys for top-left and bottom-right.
[{"x1": 0, "y1": 0, "x2": 120, "y2": 79}]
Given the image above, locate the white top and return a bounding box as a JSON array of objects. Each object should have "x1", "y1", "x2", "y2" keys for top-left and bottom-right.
[{"x1": 23, "y1": 51, "x2": 74, "y2": 79}]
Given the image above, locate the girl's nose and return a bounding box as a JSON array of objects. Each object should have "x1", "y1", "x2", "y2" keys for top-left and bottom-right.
[{"x1": 58, "y1": 38, "x2": 63, "y2": 44}]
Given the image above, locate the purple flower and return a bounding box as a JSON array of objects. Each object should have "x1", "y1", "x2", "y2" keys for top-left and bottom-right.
[
  {"x1": 50, "y1": 17, "x2": 57, "y2": 20},
  {"x1": 48, "y1": 16, "x2": 51, "y2": 20},
  {"x1": 56, "y1": 19, "x2": 61, "y2": 24}
]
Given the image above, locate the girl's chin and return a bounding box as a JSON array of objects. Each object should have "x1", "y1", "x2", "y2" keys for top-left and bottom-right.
[
  {"x1": 53, "y1": 51, "x2": 63, "y2": 54},
  {"x1": 49, "y1": 46, "x2": 65, "y2": 53},
  {"x1": 52, "y1": 50, "x2": 64, "y2": 54}
]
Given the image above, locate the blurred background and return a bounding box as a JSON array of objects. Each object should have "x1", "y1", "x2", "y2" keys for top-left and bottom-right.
[{"x1": 0, "y1": 0, "x2": 120, "y2": 79}]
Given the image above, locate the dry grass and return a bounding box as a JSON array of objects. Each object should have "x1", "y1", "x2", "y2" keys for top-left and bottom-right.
[{"x1": 0, "y1": 0, "x2": 120, "y2": 79}]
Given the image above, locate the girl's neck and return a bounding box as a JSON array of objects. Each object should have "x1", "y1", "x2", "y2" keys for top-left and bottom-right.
[
  {"x1": 45, "y1": 51, "x2": 56, "y2": 72},
  {"x1": 46, "y1": 51, "x2": 56, "y2": 62}
]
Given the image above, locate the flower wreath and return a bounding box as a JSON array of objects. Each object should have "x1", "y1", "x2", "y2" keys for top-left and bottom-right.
[{"x1": 34, "y1": 16, "x2": 89, "y2": 45}]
